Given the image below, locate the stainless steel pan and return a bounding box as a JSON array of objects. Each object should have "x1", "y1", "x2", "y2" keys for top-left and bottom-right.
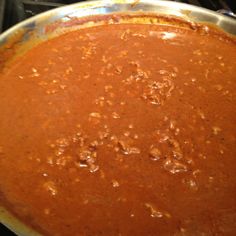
[{"x1": 0, "y1": 1, "x2": 235, "y2": 235}]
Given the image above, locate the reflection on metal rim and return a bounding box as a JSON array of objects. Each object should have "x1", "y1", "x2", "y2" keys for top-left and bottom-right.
[{"x1": 0, "y1": 0, "x2": 236, "y2": 46}]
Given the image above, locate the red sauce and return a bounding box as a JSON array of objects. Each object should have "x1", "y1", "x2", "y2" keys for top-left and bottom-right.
[{"x1": 0, "y1": 17, "x2": 236, "y2": 235}]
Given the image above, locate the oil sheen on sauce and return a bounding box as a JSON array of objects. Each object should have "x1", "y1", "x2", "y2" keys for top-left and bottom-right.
[{"x1": 0, "y1": 21, "x2": 236, "y2": 236}]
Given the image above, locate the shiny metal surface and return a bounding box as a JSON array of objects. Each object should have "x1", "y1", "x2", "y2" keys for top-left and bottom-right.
[
  {"x1": 0, "y1": 0, "x2": 236, "y2": 48},
  {"x1": 217, "y1": 9, "x2": 236, "y2": 19},
  {"x1": 0, "y1": 0, "x2": 235, "y2": 235}
]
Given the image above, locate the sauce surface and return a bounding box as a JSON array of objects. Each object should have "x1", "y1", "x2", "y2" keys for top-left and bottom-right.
[{"x1": 0, "y1": 19, "x2": 236, "y2": 236}]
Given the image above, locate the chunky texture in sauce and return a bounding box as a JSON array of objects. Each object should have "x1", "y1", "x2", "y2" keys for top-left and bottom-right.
[{"x1": 0, "y1": 18, "x2": 236, "y2": 236}]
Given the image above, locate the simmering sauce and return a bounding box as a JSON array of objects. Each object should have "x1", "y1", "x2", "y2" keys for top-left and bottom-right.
[{"x1": 0, "y1": 16, "x2": 236, "y2": 235}]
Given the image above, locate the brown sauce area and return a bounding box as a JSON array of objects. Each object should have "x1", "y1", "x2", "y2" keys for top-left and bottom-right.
[{"x1": 0, "y1": 18, "x2": 236, "y2": 235}]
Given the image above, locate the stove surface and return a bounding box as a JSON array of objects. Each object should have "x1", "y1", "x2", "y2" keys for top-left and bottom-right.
[{"x1": 0, "y1": 0, "x2": 235, "y2": 235}]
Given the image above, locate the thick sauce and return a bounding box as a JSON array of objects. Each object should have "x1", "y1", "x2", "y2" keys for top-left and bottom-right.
[{"x1": 0, "y1": 19, "x2": 236, "y2": 236}]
